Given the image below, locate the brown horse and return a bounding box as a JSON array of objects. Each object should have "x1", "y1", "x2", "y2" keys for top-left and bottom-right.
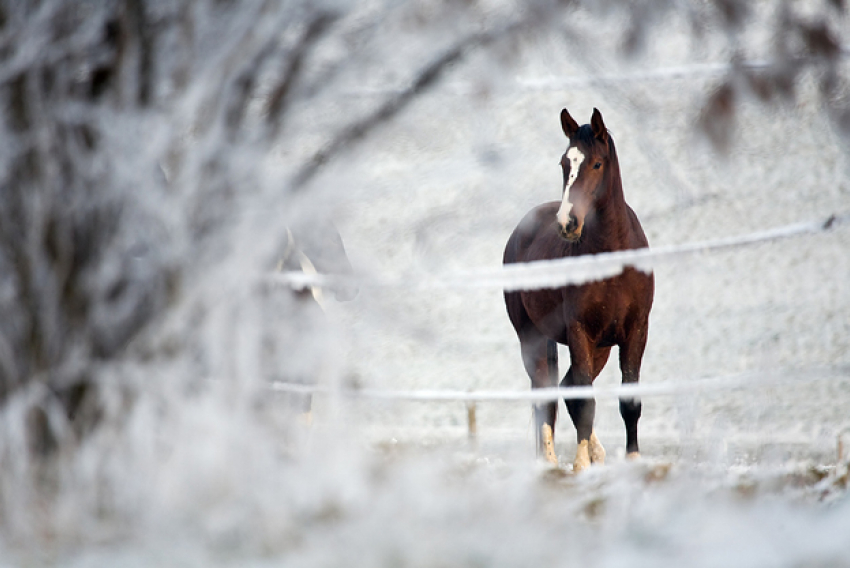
[{"x1": 503, "y1": 108, "x2": 654, "y2": 472}]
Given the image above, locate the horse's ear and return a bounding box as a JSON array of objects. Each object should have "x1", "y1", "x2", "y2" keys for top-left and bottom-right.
[
  {"x1": 591, "y1": 108, "x2": 608, "y2": 144},
  {"x1": 561, "y1": 108, "x2": 580, "y2": 138}
]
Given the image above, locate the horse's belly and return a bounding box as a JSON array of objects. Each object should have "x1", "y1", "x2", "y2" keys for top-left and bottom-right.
[{"x1": 522, "y1": 274, "x2": 649, "y2": 348}]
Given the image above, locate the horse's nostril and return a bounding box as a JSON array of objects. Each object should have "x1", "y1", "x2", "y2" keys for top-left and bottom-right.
[{"x1": 566, "y1": 215, "x2": 578, "y2": 233}]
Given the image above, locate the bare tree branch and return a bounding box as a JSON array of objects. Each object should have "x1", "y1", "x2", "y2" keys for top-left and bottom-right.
[
  {"x1": 290, "y1": 17, "x2": 531, "y2": 190},
  {"x1": 264, "y1": 11, "x2": 339, "y2": 140}
]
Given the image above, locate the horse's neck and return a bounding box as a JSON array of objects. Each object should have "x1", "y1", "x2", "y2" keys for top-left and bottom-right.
[{"x1": 587, "y1": 171, "x2": 631, "y2": 252}]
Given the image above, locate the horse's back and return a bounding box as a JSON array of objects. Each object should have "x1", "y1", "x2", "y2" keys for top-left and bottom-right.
[
  {"x1": 503, "y1": 202, "x2": 558, "y2": 334},
  {"x1": 503, "y1": 202, "x2": 562, "y2": 265}
]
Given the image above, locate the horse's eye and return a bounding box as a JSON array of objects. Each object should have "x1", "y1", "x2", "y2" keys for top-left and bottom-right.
[{"x1": 593, "y1": 162, "x2": 602, "y2": 169}]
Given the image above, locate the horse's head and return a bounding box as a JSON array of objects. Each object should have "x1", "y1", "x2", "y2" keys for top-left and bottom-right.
[
  {"x1": 556, "y1": 107, "x2": 612, "y2": 242},
  {"x1": 285, "y1": 219, "x2": 359, "y2": 302}
]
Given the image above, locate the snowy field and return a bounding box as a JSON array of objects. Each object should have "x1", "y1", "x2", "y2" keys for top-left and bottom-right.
[
  {"x1": 2, "y1": 1, "x2": 850, "y2": 566},
  {"x1": 317, "y1": 17, "x2": 850, "y2": 464}
]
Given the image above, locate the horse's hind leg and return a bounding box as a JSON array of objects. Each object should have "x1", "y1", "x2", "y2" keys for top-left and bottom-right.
[
  {"x1": 620, "y1": 325, "x2": 649, "y2": 458},
  {"x1": 520, "y1": 334, "x2": 559, "y2": 465}
]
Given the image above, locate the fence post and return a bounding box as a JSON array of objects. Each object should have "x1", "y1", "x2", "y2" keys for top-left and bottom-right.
[
  {"x1": 839, "y1": 428, "x2": 850, "y2": 463},
  {"x1": 466, "y1": 399, "x2": 477, "y2": 446}
]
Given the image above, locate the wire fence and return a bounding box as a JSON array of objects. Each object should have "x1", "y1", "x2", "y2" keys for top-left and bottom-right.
[
  {"x1": 272, "y1": 365, "x2": 850, "y2": 449},
  {"x1": 271, "y1": 211, "x2": 848, "y2": 293},
  {"x1": 271, "y1": 365, "x2": 849, "y2": 402},
  {"x1": 267, "y1": 211, "x2": 849, "y2": 409}
]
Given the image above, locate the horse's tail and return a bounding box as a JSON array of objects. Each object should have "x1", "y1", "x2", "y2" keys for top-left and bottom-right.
[{"x1": 546, "y1": 339, "x2": 558, "y2": 386}]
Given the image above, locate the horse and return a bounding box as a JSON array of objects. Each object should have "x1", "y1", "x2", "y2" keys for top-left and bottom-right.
[
  {"x1": 276, "y1": 217, "x2": 359, "y2": 305},
  {"x1": 264, "y1": 216, "x2": 358, "y2": 423},
  {"x1": 503, "y1": 108, "x2": 654, "y2": 472}
]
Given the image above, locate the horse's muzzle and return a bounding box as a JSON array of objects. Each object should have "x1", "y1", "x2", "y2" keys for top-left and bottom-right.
[{"x1": 559, "y1": 214, "x2": 582, "y2": 242}]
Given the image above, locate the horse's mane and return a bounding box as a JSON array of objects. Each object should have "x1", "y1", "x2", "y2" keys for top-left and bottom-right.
[
  {"x1": 572, "y1": 124, "x2": 615, "y2": 153},
  {"x1": 572, "y1": 124, "x2": 598, "y2": 147}
]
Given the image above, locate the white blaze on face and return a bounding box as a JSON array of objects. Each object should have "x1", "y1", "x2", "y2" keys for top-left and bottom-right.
[{"x1": 556, "y1": 146, "x2": 585, "y2": 228}]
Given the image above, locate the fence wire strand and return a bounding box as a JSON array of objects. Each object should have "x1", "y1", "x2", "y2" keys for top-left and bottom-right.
[
  {"x1": 270, "y1": 365, "x2": 850, "y2": 402},
  {"x1": 271, "y1": 212, "x2": 849, "y2": 293}
]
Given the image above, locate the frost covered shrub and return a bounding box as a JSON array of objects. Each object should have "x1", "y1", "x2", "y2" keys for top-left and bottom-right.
[
  {"x1": 0, "y1": 0, "x2": 338, "y2": 454},
  {"x1": 0, "y1": 2, "x2": 179, "y2": 453}
]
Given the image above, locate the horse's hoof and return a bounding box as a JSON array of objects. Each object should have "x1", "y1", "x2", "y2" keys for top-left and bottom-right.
[
  {"x1": 589, "y1": 431, "x2": 606, "y2": 465},
  {"x1": 573, "y1": 440, "x2": 591, "y2": 473},
  {"x1": 626, "y1": 451, "x2": 640, "y2": 461},
  {"x1": 541, "y1": 424, "x2": 558, "y2": 466}
]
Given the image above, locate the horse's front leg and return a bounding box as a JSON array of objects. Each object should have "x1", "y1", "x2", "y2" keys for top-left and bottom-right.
[
  {"x1": 521, "y1": 335, "x2": 559, "y2": 465},
  {"x1": 587, "y1": 347, "x2": 612, "y2": 466},
  {"x1": 563, "y1": 333, "x2": 596, "y2": 472}
]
